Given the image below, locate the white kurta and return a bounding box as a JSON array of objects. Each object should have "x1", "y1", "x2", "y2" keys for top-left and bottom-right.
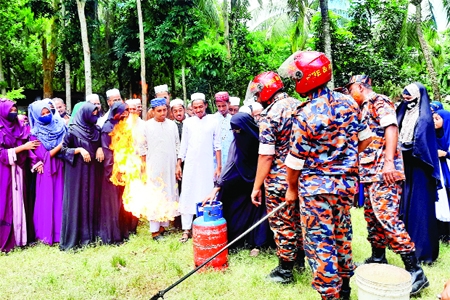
[
  {"x1": 144, "y1": 118, "x2": 180, "y2": 220},
  {"x1": 178, "y1": 114, "x2": 221, "y2": 214},
  {"x1": 214, "y1": 112, "x2": 233, "y2": 168}
]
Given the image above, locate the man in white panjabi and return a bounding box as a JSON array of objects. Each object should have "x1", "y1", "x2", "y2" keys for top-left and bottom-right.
[
  {"x1": 214, "y1": 91, "x2": 233, "y2": 169},
  {"x1": 144, "y1": 98, "x2": 180, "y2": 241},
  {"x1": 98, "y1": 88, "x2": 123, "y2": 128},
  {"x1": 126, "y1": 99, "x2": 147, "y2": 156},
  {"x1": 176, "y1": 92, "x2": 222, "y2": 243}
]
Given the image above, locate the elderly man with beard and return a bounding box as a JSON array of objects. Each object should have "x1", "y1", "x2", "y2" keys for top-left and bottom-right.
[
  {"x1": 98, "y1": 89, "x2": 123, "y2": 128},
  {"x1": 53, "y1": 98, "x2": 70, "y2": 125},
  {"x1": 144, "y1": 98, "x2": 180, "y2": 241},
  {"x1": 176, "y1": 93, "x2": 221, "y2": 243}
]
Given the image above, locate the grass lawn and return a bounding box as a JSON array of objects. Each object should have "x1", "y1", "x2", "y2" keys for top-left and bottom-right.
[{"x1": 1, "y1": 207, "x2": 449, "y2": 300}]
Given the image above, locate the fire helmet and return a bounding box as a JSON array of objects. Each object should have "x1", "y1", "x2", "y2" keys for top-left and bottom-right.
[
  {"x1": 278, "y1": 51, "x2": 332, "y2": 94},
  {"x1": 245, "y1": 71, "x2": 284, "y2": 103}
]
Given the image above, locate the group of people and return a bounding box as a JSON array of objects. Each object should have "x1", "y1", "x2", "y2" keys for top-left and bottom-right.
[{"x1": 1, "y1": 50, "x2": 450, "y2": 300}]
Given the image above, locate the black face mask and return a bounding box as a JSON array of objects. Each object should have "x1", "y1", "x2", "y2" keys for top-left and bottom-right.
[
  {"x1": 60, "y1": 112, "x2": 67, "y2": 118},
  {"x1": 7, "y1": 112, "x2": 18, "y2": 121},
  {"x1": 51, "y1": 109, "x2": 56, "y2": 115},
  {"x1": 406, "y1": 98, "x2": 419, "y2": 110}
]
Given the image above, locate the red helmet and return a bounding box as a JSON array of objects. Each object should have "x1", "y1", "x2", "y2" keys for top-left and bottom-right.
[
  {"x1": 246, "y1": 71, "x2": 284, "y2": 103},
  {"x1": 278, "y1": 51, "x2": 332, "y2": 94}
]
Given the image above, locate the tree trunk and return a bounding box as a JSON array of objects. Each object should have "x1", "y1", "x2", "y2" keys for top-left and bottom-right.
[
  {"x1": 65, "y1": 59, "x2": 72, "y2": 112},
  {"x1": 182, "y1": 60, "x2": 187, "y2": 105},
  {"x1": 136, "y1": 0, "x2": 147, "y2": 120},
  {"x1": 319, "y1": 0, "x2": 334, "y2": 89},
  {"x1": 42, "y1": 36, "x2": 56, "y2": 99},
  {"x1": 223, "y1": 0, "x2": 231, "y2": 58},
  {"x1": 76, "y1": 0, "x2": 92, "y2": 96},
  {"x1": 0, "y1": 55, "x2": 5, "y2": 96},
  {"x1": 415, "y1": 2, "x2": 441, "y2": 100}
]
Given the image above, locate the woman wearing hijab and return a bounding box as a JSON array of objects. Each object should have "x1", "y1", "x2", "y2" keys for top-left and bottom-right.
[
  {"x1": 203, "y1": 112, "x2": 273, "y2": 253},
  {"x1": 59, "y1": 102, "x2": 104, "y2": 250},
  {"x1": 98, "y1": 102, "x2": 128, "y2": 244},
  {"x1": 433, "y1": 109, "x2": 450, "y2": 243},
  {"x1": 430, "y1": 101, "x2": 444, "y2": 113},
  {"x1": 28, "y1": 100, "x2": 67, "y2": 245},
  {"x1": 396, "y1": 82, "x2": 440, "y2": 264},
  {"x1": 0, "y1": 98, "x2": 41, "y2": 252}
]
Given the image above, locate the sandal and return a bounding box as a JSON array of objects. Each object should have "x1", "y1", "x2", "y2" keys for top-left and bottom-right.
[{"x1": 179, "y1": 230, "x2": 192, "y2": 243}]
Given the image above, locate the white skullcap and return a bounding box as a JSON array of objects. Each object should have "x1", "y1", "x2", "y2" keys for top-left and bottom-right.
[
  {"x1": 250, "y1": 102, "x2": 263, "y2": 111},
  {"x1": 86, "y1": 94, "x2": 100, "y2": 102},
  {"x1": 239, "y1": 106, "x2": 252, "y2": 114},
  {"x1": 170, "y1": 98, "x2": 184, "y2": 108},
  {"x1": 125, "y1": 99, "x2": 137, "y2": 106},
  {"x1": 133, "y1": 98, "x2": 142, "y2": 104},
  {"x1": 230, "y1": 97, "x2": 240, "y2": 106},
  {"x1": 191, "y1": 93, "x2": 205, "y2": 101},
  {"x1": 106, "y1": 89, "x2": 120, "y2": 98},
  {"x1": 154, "y1": 84, "x2": 169, "y2": 94}
]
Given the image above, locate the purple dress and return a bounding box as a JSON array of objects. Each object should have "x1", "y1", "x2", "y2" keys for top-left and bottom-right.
[
  {"x1": 30, "y1": 136, "x2": 64, "y2": 245},
  {"x1": 0, "y1": 99, "x2": 30, "y2": 253}
]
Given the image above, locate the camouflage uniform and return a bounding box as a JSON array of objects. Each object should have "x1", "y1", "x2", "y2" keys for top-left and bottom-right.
[
  {"x1": 359, "y1": 92, "x2": 414, "y2": 253},
  {"x1": 285, "y1": 88, "x2": 370, "y2": 299},
  {"x1": 259, "y1": 92, "x2": 303, "y2": 262}
]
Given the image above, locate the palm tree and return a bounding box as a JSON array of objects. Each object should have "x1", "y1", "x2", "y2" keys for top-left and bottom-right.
[
  {"x1": 76, "y1": 0, "x2": 92, "y2": 96},
  {"x1": 136, "y1": 0, "x2": 147, "y2": 119},
  {"x1": 411, "y1": 0, "x2": 441, "y2": 100}
]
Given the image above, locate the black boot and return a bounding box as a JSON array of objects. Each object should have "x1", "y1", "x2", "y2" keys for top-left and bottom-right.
[
  {"x1": 295, "y1": 249, "x2": 306, "y2": 273},
  {"x1": 401, "y1": 252, "x2": 429, "y2": 295},
  {"x1": 339, "y1": 277, "x2": 351, "y2": 300},
  {"x1": 266, "y1": 258, "x2": 295, "y2": 284},
  {"x1": 362, "y1": 246, "x2": 388, "y2": 264}
]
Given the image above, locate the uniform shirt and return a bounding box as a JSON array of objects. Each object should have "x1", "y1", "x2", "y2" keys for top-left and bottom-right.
[
  {"x1": 258, "y1": 93, "x2": 300, "y2": 190},
  {"x1": 358, "y1": 92, "x2": 405, "y2": 183},
  {"x1": 285, "y1": 88, "x2": 371, "y2": 197}
]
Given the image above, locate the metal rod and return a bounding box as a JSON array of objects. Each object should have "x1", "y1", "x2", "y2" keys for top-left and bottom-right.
[{"x1": 149, "y1": 201, "x2": 287, "y2": 300}]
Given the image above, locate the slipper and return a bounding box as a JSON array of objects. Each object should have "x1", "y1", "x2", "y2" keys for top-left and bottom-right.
[
  {"x1": 152, "y1": 234, "x2": 164, "y2": 242},
  {"x1": 179, "y1": 230, "x2": 192, "y2": 243}
]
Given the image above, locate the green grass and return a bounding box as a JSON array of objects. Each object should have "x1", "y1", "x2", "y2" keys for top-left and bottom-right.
[{"x1": 1, "y1": 208, "x2": 449, "y2": 300}]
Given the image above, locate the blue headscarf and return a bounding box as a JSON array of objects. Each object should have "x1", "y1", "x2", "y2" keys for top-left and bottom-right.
[
  {"x1": 102, "y1": 102, "x2": 127, "y2": 135},
  {"x1": 69, "y1": 103, "x2": 100, "y2": 142},
  {"x1": 435, "y1": 109, "x2": 450, "y2": 151},
  {"x1": 396, "y1": 82, "x2": 440, "y2": 181},
  {"x1": 29, "y1": 100, "x2": 67, "y2": 151},
  {"x1": 430, "y1": 101, "x2": 444, "y2": 113}
]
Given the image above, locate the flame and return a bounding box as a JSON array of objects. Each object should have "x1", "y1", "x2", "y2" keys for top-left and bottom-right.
[{"x1": 109, "y1": 118, "x2": 178, "y2": 221}]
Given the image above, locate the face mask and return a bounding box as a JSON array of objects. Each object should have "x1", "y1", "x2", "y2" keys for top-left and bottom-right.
[
  {"x1": 51, "y1": 109, "x2": 56, "y2": 115},
  {"x1": 7, "y1": 112, "x2": 18, "y2": 121},
  {"x1": 38, "y1": 114, "x2": 52, "y2": 125},
  {"x1": 88, "y1": 114, "x2": 99, "y2": 124},
  {"x1": 60, "y1": 112, "x2": 67, "y2": 118}
]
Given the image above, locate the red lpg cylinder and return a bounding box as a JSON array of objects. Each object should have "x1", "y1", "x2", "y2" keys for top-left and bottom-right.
[{"x1": 192, "y1": 201, "x2": 228, "y2": 270}]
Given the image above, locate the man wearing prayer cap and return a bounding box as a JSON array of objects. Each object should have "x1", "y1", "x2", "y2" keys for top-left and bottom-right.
[
  {"x1": 176, "y1": 92, "x2": 221, "y2": 242},
  {"x1": 213, "y1": 91, "x2": 233, "y2": 169},
  {"x1": 347, "y1": 75, "x2": 429, "y2": 295},
  {"x1": 126, "y1": 99, "x2": 147, "y2": 156},
  {"x1": 98, "y1": 89, "x2": 123, "y2": 128},
  {"x1": 229, "y1": 96, "x2": 240, "y2": 115},
  {"x1": 170, "y1": 98, "x2": 186, "y2": 140},
  {"x1": 69, "y1": 93, "x2": 102, "y2": 124},
  {"x1": 154, "y1": 84, "x2": 173, "y2": 120},
  {"x1": 144, "y1": 97, "x2": 180, "y2": 240}
]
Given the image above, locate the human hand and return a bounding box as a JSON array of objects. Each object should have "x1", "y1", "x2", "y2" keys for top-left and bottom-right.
[
  {"x1": 36, "y1": 164, "x2": 44, "y2": 174},
  {"x1": 438, "y1": 150, "x2": 447, "y2": 158},
  {"x1": 79, "y1": 148, "x2": 91, "y2": 162},
  {"x1": 176, "y1": 165, "x2": 182, "y2": 181},
  {"x1": 285, "y1": 187, "x2": 298, "y2": 204},
  {"x1": 382, "y1": 160, "x2": 396, "y2": 185},
  {"x1": 251, "y1": 189, "x2": 262, "y2": 207},
  {"x1": 214, "y1": 167, "x2": 221, "y2": 181},
  {"x1": 23, "y1": 140, "x2": 41, "y2": 150},
  {"x1": 202, "y1": 190, "x2": 218, "y2": 206},
  {"x1": 96, "y1": 147, "x2": 104, "y2": 162}
]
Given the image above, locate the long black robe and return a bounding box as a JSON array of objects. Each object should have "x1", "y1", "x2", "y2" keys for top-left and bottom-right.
[
  {"x1": 60, "y1": 104, "x2": 101, "y2": 251},
  {"x1": 216, "y1": 113, "x2": 273, "y2": 250},
  {"x1": 396, "y1": 82, "x2": 440, "y2": 264}
]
